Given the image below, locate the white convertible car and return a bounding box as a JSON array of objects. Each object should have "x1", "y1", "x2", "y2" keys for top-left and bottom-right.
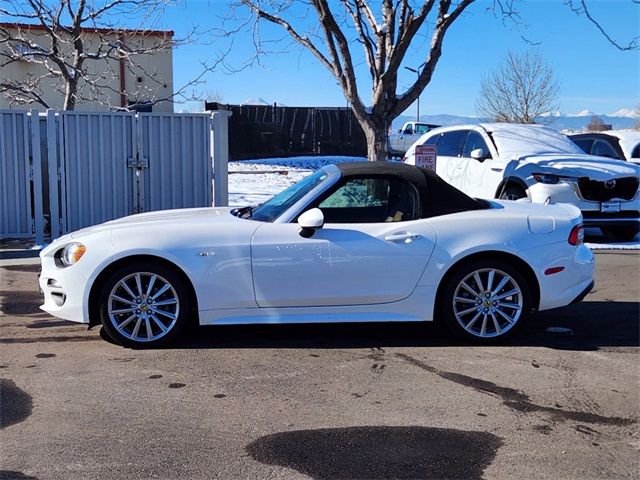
[{"x1": 39, "y1": 162, "x2": 594, "y2": 347}]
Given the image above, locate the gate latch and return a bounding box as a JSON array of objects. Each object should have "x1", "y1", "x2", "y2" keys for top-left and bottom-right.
[{"x1": 127, "y1": 156, "x2": 149, "y2": 168}]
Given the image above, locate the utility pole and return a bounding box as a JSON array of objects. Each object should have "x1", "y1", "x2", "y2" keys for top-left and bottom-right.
[{"x1": 404, "y1": 63, "x2": 426, "y2": 122}]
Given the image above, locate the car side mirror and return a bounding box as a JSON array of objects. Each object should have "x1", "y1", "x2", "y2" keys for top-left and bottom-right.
[
  {"x1": 298, "y1": 208, "x2": 324, "y2": 238},
  {"x1": 404, "y1": 128, "x2": 413, "y2": 135},
  {"x1": 470, "y1": 148, "x2": 485, "y2": 161}
]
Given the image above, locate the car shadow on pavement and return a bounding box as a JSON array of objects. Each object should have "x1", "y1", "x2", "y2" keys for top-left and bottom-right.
[
  {"x1": 162, "y1": 300, "x2": 639, "y2": 351},
  {"x1": 246, "y1": 426, "x2": 502, "y2": 480}
]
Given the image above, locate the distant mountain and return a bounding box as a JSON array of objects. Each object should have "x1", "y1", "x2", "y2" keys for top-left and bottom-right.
[
  {"x1": 573, "y1": 110, "x2": 594, "y2": 117},
  {"x1": 540, "y1": 110, "x2": 564, "y2": 117},
  {"x1": 392, "y1": 112, "x2": 638, "y2": 132},
  {"x1": 243, "y1": 97, "x2": 270, "y2": 106},
  {"x1": 609, "y1": 108, "x2": 639, "y2": 118}
]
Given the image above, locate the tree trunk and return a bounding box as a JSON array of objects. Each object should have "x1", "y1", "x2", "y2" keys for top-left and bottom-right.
[
  {"x1": 362, "y1": 117, "x2": 390, "y2": 162},
  {"x1": 63, "y1": 79, "x2": 77, "y2": 110}
]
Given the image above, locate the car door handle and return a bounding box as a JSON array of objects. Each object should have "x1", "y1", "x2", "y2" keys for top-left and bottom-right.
[{"x1": 384, "y1": 232, "x2": 421, "y2": 243}]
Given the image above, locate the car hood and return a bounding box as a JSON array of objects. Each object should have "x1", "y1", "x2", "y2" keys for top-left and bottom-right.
[
  {"x1": 514, "y1": 154, "x2": 640, "y2": 179},
  {"x1": 46, "y1": 207, "x2": 235, "y2": 244},
  {"x1": 41, "y1": 207, "x2": 253, "y2": 257}
]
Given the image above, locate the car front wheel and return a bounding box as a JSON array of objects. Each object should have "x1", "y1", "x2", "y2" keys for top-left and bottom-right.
[
  {"x1": 98, "y1": 262, "x2": 191, "y2": 347},
  {"x1": 499, "y1": 186, "x2": 526, "y2": 201},
  {"x1": 441, "y1": 260, "x2": 531, "y2": 343}
]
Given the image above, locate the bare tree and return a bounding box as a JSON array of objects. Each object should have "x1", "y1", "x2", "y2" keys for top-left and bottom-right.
[
  {"x1": 0, "y1": 0, "x2": 208, "y2": 110},
  {"x1": 223, "y1": 0, "x2": 640, "y2": 160},
  {"x1": 476, "y1": 51, "x2": 559, "y2": 124},
  {"x1": 587, "y1": 115, "x2": 610, "y2": 132},
  {"x1": 228, "y1": 0, "x2": 486, "y2": 161},
  {"x1": 224, "y1": 1, "x2": 638, "y2": 161}
]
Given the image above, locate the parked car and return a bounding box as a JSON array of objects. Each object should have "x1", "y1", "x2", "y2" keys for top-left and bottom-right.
[
  {"x1": 39, "y1": 162, "x2": 594, "y2": 347},
  {"x1": 403, "y1": 123, "x2": 640, "y2": 242},
  {"x1": 388, "y1": 121, "x2": 440, "y2": 156},
  {"x1": 569, "y1": 130, "x2": 640, "y2": 164}
]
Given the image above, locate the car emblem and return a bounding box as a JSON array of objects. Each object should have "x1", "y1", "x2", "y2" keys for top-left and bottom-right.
[{"x1": 604, "y1": 179, "x2": 616, "y2": 189}]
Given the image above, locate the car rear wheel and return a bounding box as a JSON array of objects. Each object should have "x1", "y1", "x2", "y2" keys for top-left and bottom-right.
[
  {"x1": 98, "y1": 262, "x2": 191, "y2": 347},
  {"x1": 601, "y1": 225, "x2": 639, "y2": 243},
  {"x1": 442, "y1": 260, "x2": 531, "y2": 343}
]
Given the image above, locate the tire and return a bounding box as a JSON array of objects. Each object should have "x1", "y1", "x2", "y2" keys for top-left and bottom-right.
[
  {"x1": 98, "y1": 262, "x2": 191, "y2": 347},
  {"x1": 441, "y1": 260, "x2": 532, "y2": 344},
  {"x1": 601, "y1": 225, "x2": 639, "y2": 243},
  {"x1": 499, "y1": 186, "x2": 526, "y2": 201}
]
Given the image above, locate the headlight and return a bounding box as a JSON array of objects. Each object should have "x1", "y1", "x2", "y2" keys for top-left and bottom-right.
[
  {"x1": 58, "y1": 242, "x2": 86, "y2": 267},
  {"x1": 532, "y1": 173, "x2": 561, "y2": 184}
]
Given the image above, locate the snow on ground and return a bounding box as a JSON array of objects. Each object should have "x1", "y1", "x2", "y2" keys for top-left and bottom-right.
[
  {"x1": 229, "y1": 156, "x2": 639, "y2": 250},
  {"x1": 584, "y1": 229, "x2": 640, "y2": 250},
  {"x1": 228, "y1": 156, "x2": 365, "y2": 206}
]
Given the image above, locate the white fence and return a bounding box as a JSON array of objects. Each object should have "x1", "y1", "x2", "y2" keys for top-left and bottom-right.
[{"x1": 0, "y1": 109, "x2": 230, "y2": 243}]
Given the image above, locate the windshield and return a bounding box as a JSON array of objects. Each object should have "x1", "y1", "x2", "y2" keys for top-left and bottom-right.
[{"x1": 248, "y1": 169, "x2": 328, "y2": 222}]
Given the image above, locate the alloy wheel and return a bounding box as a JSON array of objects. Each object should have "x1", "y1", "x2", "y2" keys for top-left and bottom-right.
[
  {"x1": 452, "y1": 268, "x2": 523, "y2": 338},
  {"x1": 107, "y1": 272, "x2": 180, "y2": 343}
]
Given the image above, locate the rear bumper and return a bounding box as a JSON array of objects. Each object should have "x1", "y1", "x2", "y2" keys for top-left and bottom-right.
[
  {"x1": 570, "y1": 280, "x2": 594, "y2": 305},
  {"x1": 536, "y1": 244, "x2": 595, "y2": 311}
]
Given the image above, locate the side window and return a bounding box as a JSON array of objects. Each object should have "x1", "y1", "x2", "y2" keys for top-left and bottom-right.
[
  {"x1": 437, "y1": 130, "x2": 467, "y2": 156},
  {"x1": 572, "y1": 138, "x2": 594, "y2": 154},
  {"x1": 462, "y1": 131, "x2": 491, "y2": 158},
  {"x1": 423, "y1": 133, "x2": 441, "y2": 146},
  {"x1": 320, "y1": 178, "x2": 388, "y2": 209},
  {"x1": 592, "y1": 140, "x2": 619, "y2": 159},
  {"x1": 631, "y1": 144, "x2": 640, "y2": 159},
  {"x1": 316, "y1": 177, "x2": 419, "y2": 223},
  {"x1": 414, "y1": 124, "x2": 431, "y2": 134}
]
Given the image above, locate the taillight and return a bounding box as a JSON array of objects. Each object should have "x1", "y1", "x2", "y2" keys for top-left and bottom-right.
[{"x1": 568, "y1": 224, "x2": 584, "y2": 245}]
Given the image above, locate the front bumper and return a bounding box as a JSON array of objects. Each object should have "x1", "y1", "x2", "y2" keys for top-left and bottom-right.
[
  {"x1": 39, "y1": 254, "x2": 90, "y2": 323},
  {"x1": 528, "y1": 182, "x2": 639, "y2": 228}
]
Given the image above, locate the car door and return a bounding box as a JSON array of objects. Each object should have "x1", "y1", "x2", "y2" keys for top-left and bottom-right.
[
  {"x1": 457, "y1": 130, "x2": 505, "y2": 198},
  {"x1": 250, "y1": 175, "x2": 436, "y2": 308},
  {"x1": 433, "y1": 130, "x2": 469, "y2": 189}
]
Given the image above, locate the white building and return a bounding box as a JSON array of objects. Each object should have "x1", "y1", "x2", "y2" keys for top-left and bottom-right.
[{"x1": 0, "y1": 22, "x2": 174, "y2": 112}]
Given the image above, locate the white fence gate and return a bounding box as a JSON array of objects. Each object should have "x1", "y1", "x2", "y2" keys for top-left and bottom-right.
[{"x1": 0, "y1": 109, "x2": 230, "y2": 243}]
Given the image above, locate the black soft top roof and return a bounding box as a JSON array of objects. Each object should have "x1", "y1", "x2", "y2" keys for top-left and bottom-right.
[{"x1": 335, "y1": 162, "x2": 487, "y2": 218}]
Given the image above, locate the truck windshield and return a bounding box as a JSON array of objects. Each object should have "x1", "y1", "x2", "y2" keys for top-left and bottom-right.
[{"x1": 250, "y1": 169, "x2": 328, "y2": 222}]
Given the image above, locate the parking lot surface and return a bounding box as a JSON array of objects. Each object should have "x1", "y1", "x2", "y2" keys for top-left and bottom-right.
[{"x1": 0, "y1": 251, "x2": 638, "y2": 480}]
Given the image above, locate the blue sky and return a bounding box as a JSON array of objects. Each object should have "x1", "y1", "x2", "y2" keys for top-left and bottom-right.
[
  {"x1": 6, "y1": 0, "x2": 637, "y2": 116},
  {"x1": 164, "y1": 0, "x2": 639, "y2": 116}
]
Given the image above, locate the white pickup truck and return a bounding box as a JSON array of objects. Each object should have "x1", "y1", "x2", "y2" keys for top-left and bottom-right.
[{"x1": 388, "y1": 121, "x2": 439, "y2": 157}]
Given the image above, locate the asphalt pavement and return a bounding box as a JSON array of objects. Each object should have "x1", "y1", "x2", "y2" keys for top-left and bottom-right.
[{"x1": 0, "y1": 251, "x2": 638, "y2": 480}]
